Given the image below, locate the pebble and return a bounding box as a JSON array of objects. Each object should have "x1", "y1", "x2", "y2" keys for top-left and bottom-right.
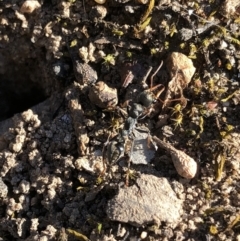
[
  {"x1": 117, "y1": 225, "x2": 127, "y2": 237},
  {"x1": 236, "y1": 234, "x2": 240, "y2": 241},
  {"x1": 89, "y1": 5, "x2": 107, "y2": 19},
  {"x1": 140, "y1": 231, "x2": 148, "y2": 239},
  {"x1": 223, "y1": 106, "x2": 227, "y2": 112}
]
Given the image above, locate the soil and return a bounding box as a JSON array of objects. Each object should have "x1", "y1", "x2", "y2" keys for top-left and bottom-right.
[{"x1": 0, "y1": 0, "x2": 240, "y2": 240}]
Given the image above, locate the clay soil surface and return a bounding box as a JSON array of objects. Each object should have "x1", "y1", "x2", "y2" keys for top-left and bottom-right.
[{"x1": 0, "y1": 0, "x2": 240, "y2": 240}]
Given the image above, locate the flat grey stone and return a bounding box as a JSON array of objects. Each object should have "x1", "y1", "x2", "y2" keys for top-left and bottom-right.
[
  {"x1": 131, "y1": 129, "x2": 155, "y2": 165},
  {"x1": 106, "y1": 174, "x2": 183, "y2": 227}
]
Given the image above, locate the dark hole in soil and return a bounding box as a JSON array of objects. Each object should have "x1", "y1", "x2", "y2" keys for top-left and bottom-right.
[{"x1": 0, "y1": 58, "x2": 48, "y2": 121}]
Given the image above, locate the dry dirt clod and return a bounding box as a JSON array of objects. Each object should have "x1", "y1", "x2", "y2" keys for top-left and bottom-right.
[
  {"x1": 220, "y1": 0, "x2": 240, "y2": 17},
  {"x1": 88, "y1": 81, "x2": 118, "y2": 109},
  {"x1": 66, "y1": 84, "x2": 89, "y2": 156},
  {"x1": 152, "y1": 136, "x2": 198, "y2": 179},
  {"x1": 74, "y1": 62, "x2": 98, "y2": 85},
  {"x1": 20, "y1": 0, "x2": 41, "y2": 14},
  {"x1": 68, "y1": 44, "x2": 98, "y2": 85},
  {"x1": 75, "y1": 153, "x2": 104, "y2": 175}
]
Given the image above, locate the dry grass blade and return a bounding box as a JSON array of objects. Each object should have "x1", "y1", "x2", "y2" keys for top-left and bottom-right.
[{"x1": 140, "y1": 0, "x2": 155, "y2": 23}]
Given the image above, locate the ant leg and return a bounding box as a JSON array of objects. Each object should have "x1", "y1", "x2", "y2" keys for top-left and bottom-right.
[
  {"x1": 155, "y1": 86, "x2": 165, "y2": 98},
  {"x1": 101, "y1": 133, "x2": 112, "y2": 176},
  {"x1": 167, "y1": 97, "x2": 189, "y2": 107},
  {"x1": 150, "y1": 83, "x2": 164, "y2": 92},
  {"x1": 125, "y1": 135, "x2": 135, "y2": 187},
  {"x1": 150, "y1": 61, "x2": 163, "y2": 90},
  {"x1": 141, "y1": 67, "x2": 153, "y2": 88}
]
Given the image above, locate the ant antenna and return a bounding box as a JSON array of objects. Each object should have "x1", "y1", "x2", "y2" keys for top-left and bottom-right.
[{"x1": 82, "y1": 0, "x2": 86, "y2": 13}]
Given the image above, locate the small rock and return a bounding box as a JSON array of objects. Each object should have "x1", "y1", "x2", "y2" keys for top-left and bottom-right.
[
  {"x1": 89, "y1": 5, "x2": 107, "y2": 20},
  {"x1": 106, "y1": 174, "x2": 183, "y2": 227},
  {"x1": 140, "y1": 231, "x2": 148, "y2": 239},
  {"x1": 117, "y1": 225, "x2": 127, "y2": 237},
  {"x1": 218, "y1": 40, "x2": 228, "y2": 50}
]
